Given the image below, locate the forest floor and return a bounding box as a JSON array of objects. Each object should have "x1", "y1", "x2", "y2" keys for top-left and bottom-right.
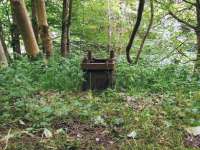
[
  {"x1": 0, "y1": 55, "x2": 199, "y2": 149},
  {"x1": 0, "y1": 90, "x2": 199, "y2": 150}
]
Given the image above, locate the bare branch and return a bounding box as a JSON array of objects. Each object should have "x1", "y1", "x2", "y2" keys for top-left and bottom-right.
[
  {"x1": 169, "y1": 11, "x2": 197, "y2": 30},
  {"x1": 183, "y1": 0, "x2": 196, "y2": 6}
]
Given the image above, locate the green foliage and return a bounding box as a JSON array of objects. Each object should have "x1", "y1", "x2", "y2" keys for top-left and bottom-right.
[
  {"x1": 1, "y1": 52, "x2": 199, "y2": 128},
  {"x1": 0, "y1": 0, "x2": 200, "y2": 149},
  {"x1": 0, "y1": 52, "x2": 83, "y2": 126},
  {"x1": 116, "y1": 57, "x2": 200, "y2": 93},
  {"x1": 40, "y1": 53, "x2": 83, "y2": 91},
  {"x1": 0, "y1": 52, "x2": 83, "y2": 94},
  {"x1": 0, "y1": 52, "x2": 199, "y2": 149}
]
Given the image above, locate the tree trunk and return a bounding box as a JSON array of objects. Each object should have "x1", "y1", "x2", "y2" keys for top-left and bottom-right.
[
  {"x1": 61, "y1": 0, "x2": 72, "y2": 57},
  {"x1": 36, "y1": 0, "x2": 53, "y2": 58},
  {"x1": 0, "y1": 39, "x2": 8, "y2": 68},
  {"x1": 10, "y1": 0, "x2": 39, "y2": 58},
  {"x1": 67, "y1": 0, "x2": 73, "y2": 53},
  {"x1": 31, "y1": 0, "x2": 39, "y2": 43},
  {"x1": 10, "y1": 3, "x2": 21, "y2": 56},
  {"x1": 0, "y1": 22, "x2": 11, "y2": 62},
  {"x1": 135, "y1": 0, "x2": 153, "y2": 64},
  {"x1": 126, "y1": 0, "x2": 145, "y2": 63},
  {"x1": 195, "y1": 31, "x2": 200, "y2": 72},
  {"x1": 194, "y1": 0, "x2": 200, "y2": 73}
]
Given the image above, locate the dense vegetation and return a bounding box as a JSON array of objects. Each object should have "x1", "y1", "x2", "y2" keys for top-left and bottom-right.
[{"x1": 0, "y1": 0, "x2": 200, "y2": 149}]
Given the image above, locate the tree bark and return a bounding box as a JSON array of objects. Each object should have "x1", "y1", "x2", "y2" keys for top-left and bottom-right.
[
  {"x1": 0, "y1": 39, "x2": 8, "y2": 68},
  {"x1": 0, "y1": 22, "x2": 11, "y2": 62},
  {"x1": 10, "y1": 3, "x2": 21, "y2": 56},
  {"x1": 61, "y1": 0, "x2": 72, "y2": 57},
  {"x1": 196, "y1": 31, "x2": 200, "y2": 65},
  {"x1": 67, "y1": 0, "x2": 73, "y2": 53},
  {"x1": 126, "y1": 0, "x2": 145, "y2": 63},
  {"x1": 195, "y1": 0, "x2": 200, "y2": 72},
  {"x1": 10, "y1": 0, "x2": 39, "y2": 58},
  {"x1": 31, "y1": 0, "x2": 39, "y2": 43},
  {"x1": 36, "y1": 0, "x2": 53, "y2": 58}
]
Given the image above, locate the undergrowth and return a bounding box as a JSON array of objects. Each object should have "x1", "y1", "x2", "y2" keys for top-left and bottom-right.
[{"x1": 0, "y1": 53, "x2": 199, "y2": 149}]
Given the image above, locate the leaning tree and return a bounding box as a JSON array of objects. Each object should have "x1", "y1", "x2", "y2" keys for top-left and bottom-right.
[{"x1": 10, "y1": 0, "x2": 39, "y2": 58}]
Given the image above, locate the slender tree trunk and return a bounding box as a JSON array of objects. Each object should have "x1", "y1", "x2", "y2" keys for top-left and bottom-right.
[
  {"x1": 195, "y1": 0, "x2": 200, "y2": 72},
  {"x1": 61, "y1": 0, "x2": 69, "y2": 57},
  {"x1": 36, "y1": 0, "x2": 53, "y2": 58},
  {"x1": 10, "y1": 0, "x2": 39, "y2": 58},
  {"x1": 10, "y1": 4, "x2": 21, "y2": 56},
  {"x1": 195, "y1": 31, "x2": 200, "y2": 72},
  {"x1": 61, "y1": 0, "x2": 72, "y2": 57},
  {"x1": 126, "y1": 0, "x2": 145, "y2": 63},
  {"x1": 0, "y1": 39, "x2": 8, "y2": 68},
  {"x1": 0, "y1": 22, "x2": 11, "y2": 62},
  {"x1": 31, "y1": 0, "x2": 39, "y2": 43},
  {"x1": 135, "y1": 0, "x2": 153, "y2": 64},
  {"x1": 67, "y1": 0, "x2": 72, "y2": 52}
]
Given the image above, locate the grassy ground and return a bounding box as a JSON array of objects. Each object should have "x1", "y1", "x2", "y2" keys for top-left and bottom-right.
[{"x1": 0, "y1": 54, "x2": 199, "y2": 149}]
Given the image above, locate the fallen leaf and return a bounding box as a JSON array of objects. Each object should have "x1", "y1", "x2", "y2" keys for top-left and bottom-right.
[
  {"x1": 19, "y1": 120, "x2": 25, "y2": 126},
  {"x1": 186, "y1": 126, "x2": 200, "y2": 136},
  {"x1": 96, "y1": 138, "x2": 100, "y2": 142},
  {"x1": 77, "y1": 133, "x2": 82, "y2": 138},
  {"x1": 127, "y1": 131, "x2": 137, "y2": 139},
  {"x1": 43, "y1": 128, "x2": 53, "y2": 138}
]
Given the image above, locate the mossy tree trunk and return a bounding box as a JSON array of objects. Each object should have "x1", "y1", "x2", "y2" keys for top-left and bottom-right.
[
  {"x1": 0, "y1": 22, "x2": 11, "y2": 62},
  {"x1": 0, "y1": 39, "x2": 8, "y2": 68},
  {"x1": 36, "y1": 0, "x2": 53, "y2": 58},
  {"x1": 10, "y1": 0, "x2": 39, "y2": 58}
]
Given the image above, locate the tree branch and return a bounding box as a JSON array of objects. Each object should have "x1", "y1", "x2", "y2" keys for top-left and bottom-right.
[
  {"x1": 169, "y1": 11, "x2": 197, "y2": 30},
  {"x1": 183, "y1": 0, "x2": 196, "y2": 6}
]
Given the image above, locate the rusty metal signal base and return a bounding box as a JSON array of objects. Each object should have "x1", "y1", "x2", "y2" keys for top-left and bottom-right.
[{"x1": 81, "y1": 51, "x2": 115, "y2": 91}]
